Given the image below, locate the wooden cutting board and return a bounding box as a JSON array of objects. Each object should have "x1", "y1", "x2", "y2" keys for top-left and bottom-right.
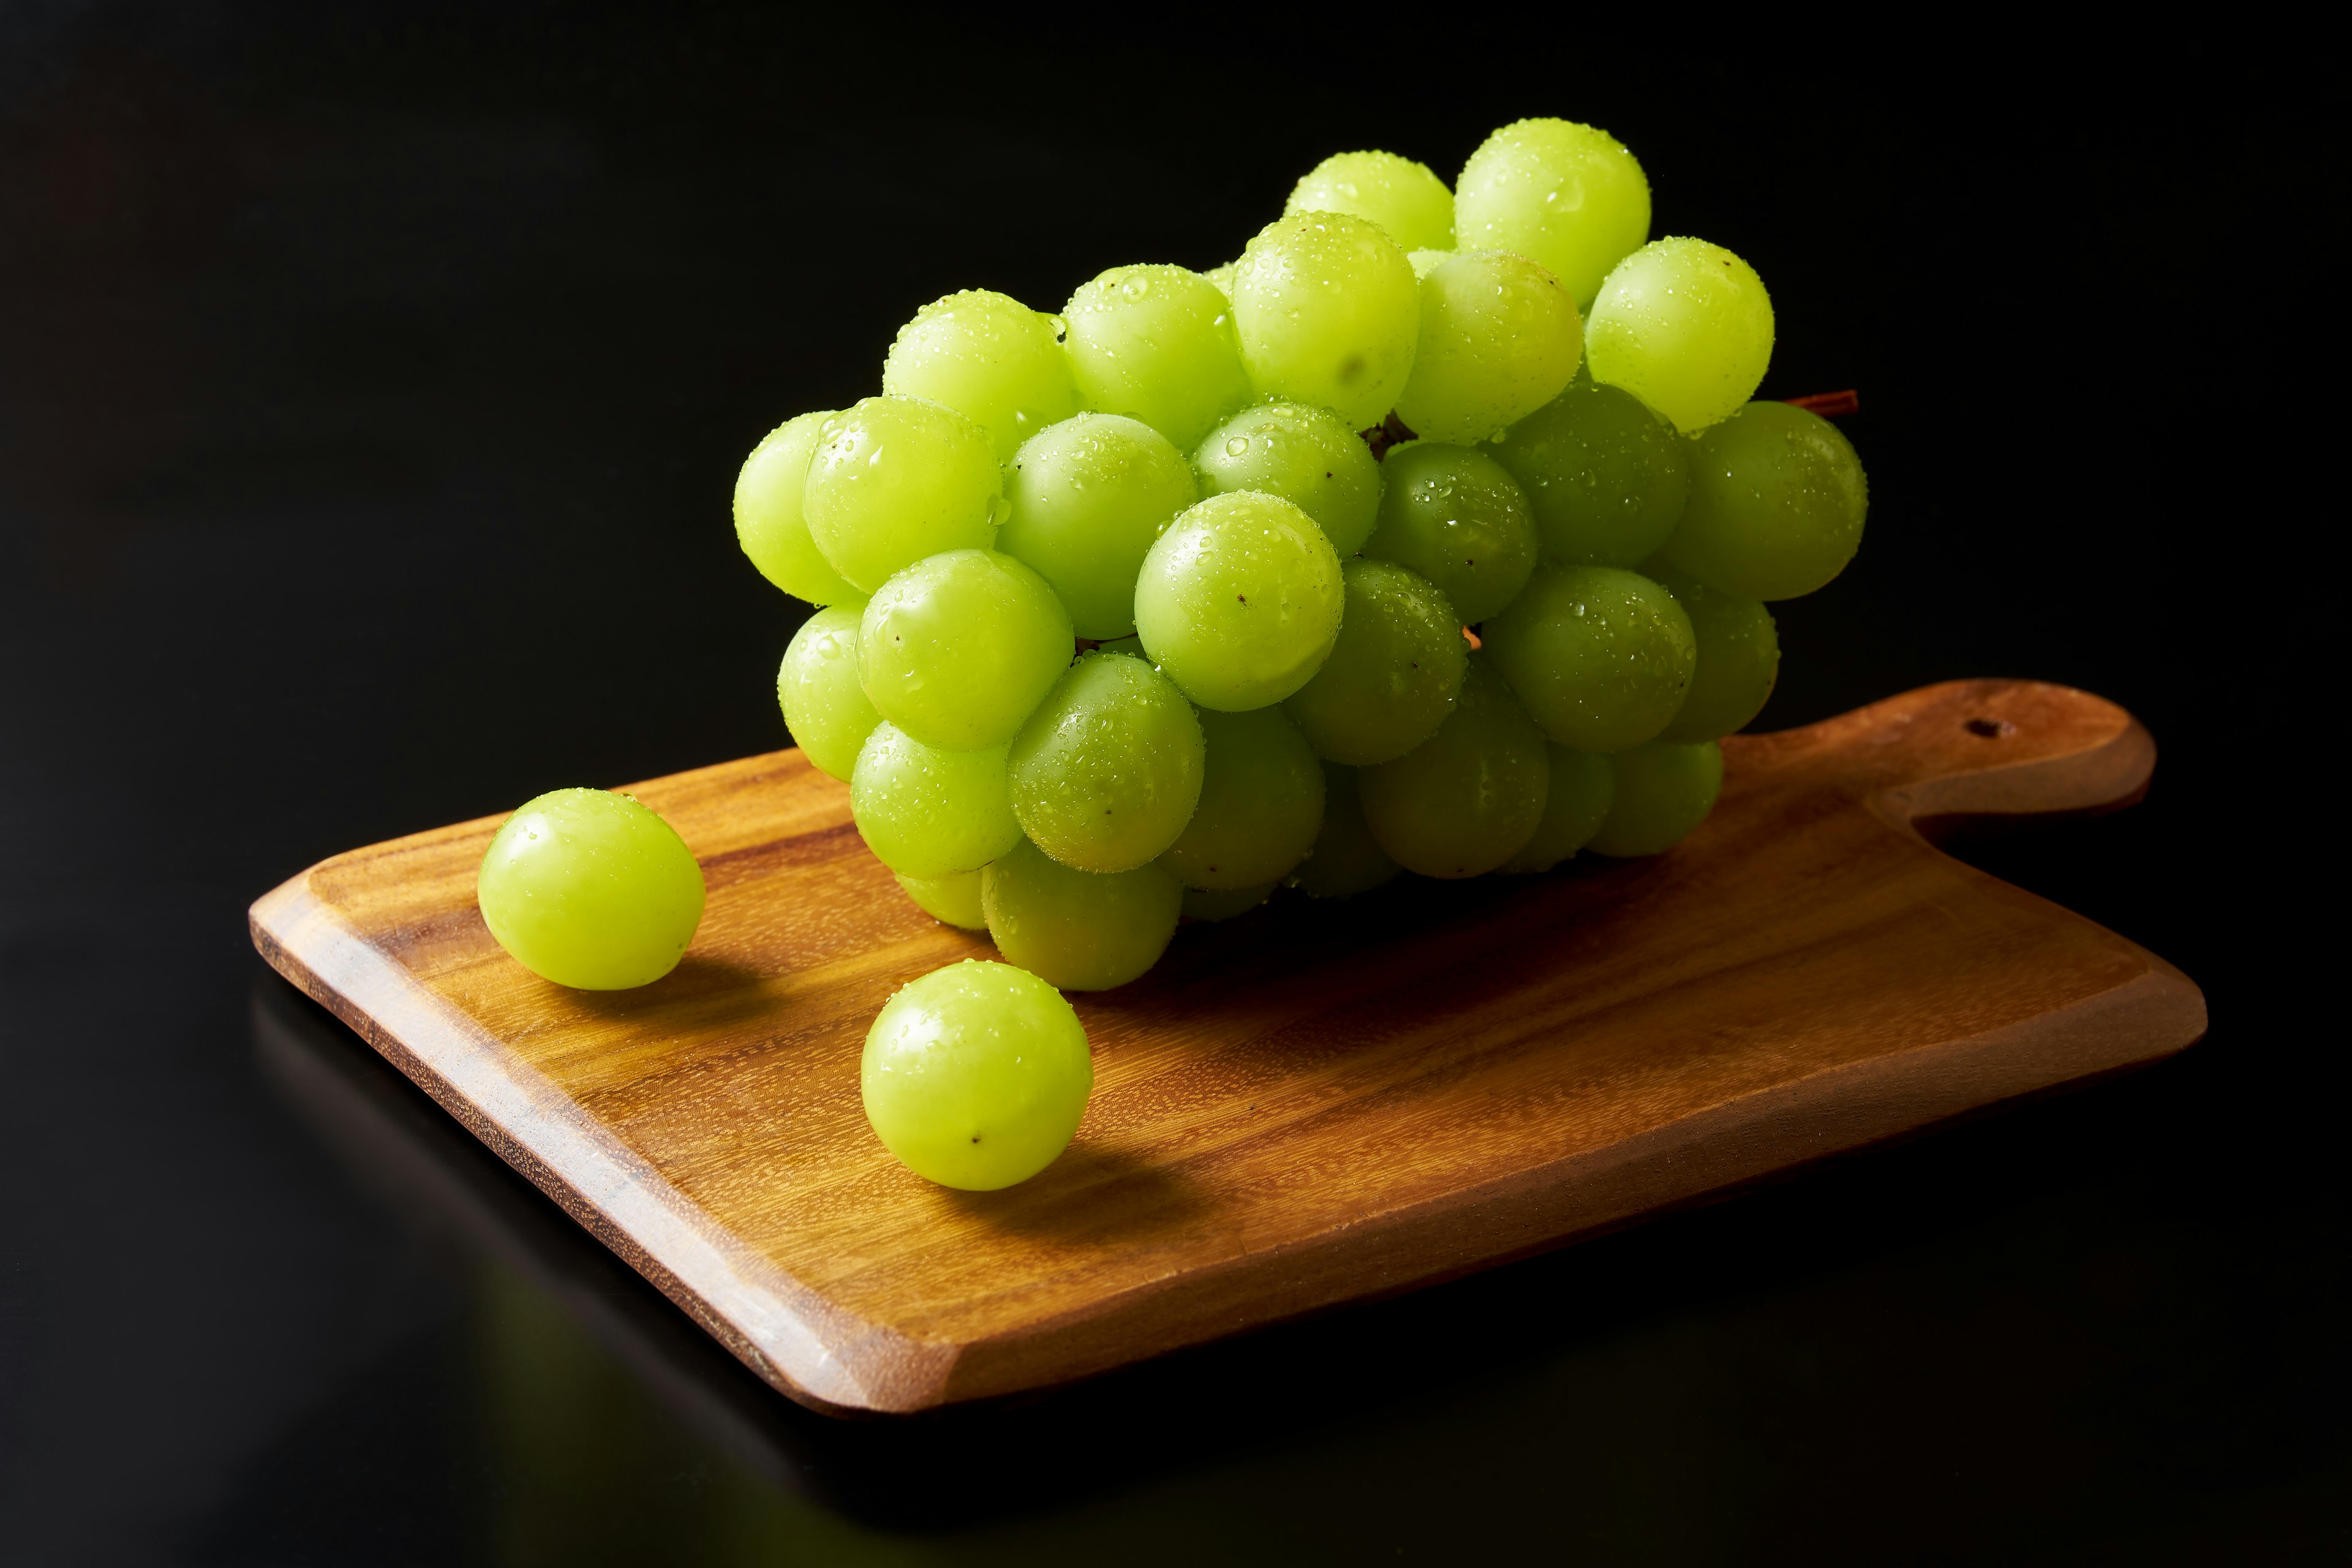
[{"x1": 248, "y1": 678, "x2": 2203, "y2": 1415}]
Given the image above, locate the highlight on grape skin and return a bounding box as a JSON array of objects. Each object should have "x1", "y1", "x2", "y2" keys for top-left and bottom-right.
[{"x1": 477, "y1": 788, "x2": 707, "y2": 991}]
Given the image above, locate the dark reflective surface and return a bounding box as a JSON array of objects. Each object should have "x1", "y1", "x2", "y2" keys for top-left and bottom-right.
[{"x1": 0, "y1": 11, "x2": 2337, "y2": 1563}]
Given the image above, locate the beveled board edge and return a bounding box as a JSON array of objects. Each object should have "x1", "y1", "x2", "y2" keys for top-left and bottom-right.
[{"x1": 248, "y1": 876, "x2": 949, "y2": 1415}]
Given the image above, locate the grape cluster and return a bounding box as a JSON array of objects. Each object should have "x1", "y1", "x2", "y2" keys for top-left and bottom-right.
[{"x1": 742, "y1": 117, "x2": 1868, "y2": 1000}]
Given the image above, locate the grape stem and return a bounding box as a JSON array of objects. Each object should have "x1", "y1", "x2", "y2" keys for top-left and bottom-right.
[
  {"x1": 1782, "y1": 389, "x2": 1860, "y2": 416},
  {"x1": 1362, "y1": 412, "x2": 1417, "y2": 459}
]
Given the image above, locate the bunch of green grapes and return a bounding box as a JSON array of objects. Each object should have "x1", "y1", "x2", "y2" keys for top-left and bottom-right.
[{"x1": 714, "y1": 115, "x2": 1868, "y2": 1185}]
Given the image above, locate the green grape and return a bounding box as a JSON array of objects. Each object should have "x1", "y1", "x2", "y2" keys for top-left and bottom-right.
[
  {"x1": 1660, "y1": 400, "x2": 1867, "y2": 600},
  {"x1": 778, "y1": 604, "x2": 881, "y2": 781},
  {"x1": 1499, "y1": 745, "x2": 1615, "y2": 873},
  {"x1": 1491, "y1": 378, "x2": 1689, "y2": 567},
  {"x1": 803, "y1": 396, "x2": 1003, "y2": 594},
  {"x1": 1182, "y1": 882, "x2": 1275, "y2": 921},
  {"x1": 1587, "y1": 740, "x2": 1724, "y2": 857},
  {"x1": 849, "y1": 723, "x2": 1022, "y2": 878},
  {"x1": 1134, "y1": 491, "x2": 1345, "y2": 711},
  {"x1": 1202, "y1": 260, "x2": 1237, "y2": 300},
  {"x1": 1362, "y1": 442, "x2": 1538, "y2": 624},
  {"x1": 1283, "y1": 559, "x2": 1465, "y2": 764},
  {"x1": 734, "y1": 410, "x2": 858, "y2": 606},
  {"x1": 1061, "y1": 265, "x2": 1254, "y2": 451},
  {"x1": 1008, "y1": 651, "x2": 1204, "y2": 873},
  {"x1": 1191, "y1": 401, "x2": 1383, "y2": 556},
  {"x1": 1285, "y1": 150, "x2": 1455, "y2": 252},
  {"x1": 1360, "y1": 659, "x2": 1549, "y2": 878},
  {"x1": 1453, "y1": 118, "x2": 1650, "y2": 311},
  {"x1": 1000, "y1": 413, "x2": 1197, "y2": 641},
  {"x1": 858, "y1": 549, "x2": 1072, "y2": 750},
  {"x1": 881, "y1": 289, "x2": 1080, "y2": 462},
  {"x1": 982, "y1": 839, "x2": 1182, "y2": 991},
  {"x1": 1393, "y1": 250, "x2": 1583, "y2": 445},
  {"x1": 478, "y1": 788, "x2": 706, "y2": 990},
  {"x1": 1482, "y1": 563, "x2": 1696, "y2": 752},
  {"x1": 895, "y1": 869, "x2": 986, "y2": 930},
  {"x1": 1159, "y1": 706, "x2": 1325, "y2": 891},
  {"x1": 1585, "y1": 238, "x2": 1774, "y2": 433},
  {"x1": 1231, "y1": 212, "x2": 1420, "y2": 430},
  {"x1": 1642, "y1": 561, "x2": 1781, "y2": 742},
  {"x1": 1408, "y1": 248, "x2": 1453, "y2": 281},
  {"x1": 1289, "y1": 763, "x2": 1403, "y2": 897},
  {"x1": 861, "y1": 959, "x2": 1091, "y2": 1191}
]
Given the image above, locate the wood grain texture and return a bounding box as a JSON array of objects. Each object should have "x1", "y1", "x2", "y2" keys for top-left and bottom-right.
[{"x1": 248, "y1": 679, "x2": 2204, "y2": 1415}]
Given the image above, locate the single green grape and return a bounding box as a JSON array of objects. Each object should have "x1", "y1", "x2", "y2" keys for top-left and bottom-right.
[
  {"x1": 1408, "y1": 248, "x2": 1453, "y2": 280},
  {"x1": 1453, "y1": 118, "x2": 1650, "y2": 311},
  {"x1": 1491, "y1": 378, "x2": 1689, "y2": 567},
  {"x1": 1159, "y1": 706, "x2": 1325, "y2": 891},
  {"x1": 861, "y1": 959, "x2": 1091, "y2": 1191},
  {"x1": 1000, "y1": 413, "x2": 1197, "y2": 641},
  {"x1": 1283, "y1": 559, "x2": 1465, "y2": 764},
  {"x1": 1061, "y1": 265, "x2": 1254, "y2": 451},
  {"x1": 1499, "y1": 745, "x2": 1615, "y2": 873},
  {"x1": 1362, "y1": 442, "x2": 1538, "y2": 625},
  {"x1": 1182, "y1": 882, "x2": 1276, "y2": 922},
  {"x1": 1231, "y1": 212, "x2": 1420, "y2": 431},
  {"x1": 895, "y1": 868, "x2": 986, "y2": 930},
  {"x1": 1290, "y1": 763, "x2": 1402, "y2": 898},
  {"x1": 1393, "y1": 250, "x2": 1583, "y2": 445},
  {"x1": 982, "y1": 839, "x2": 1182, "y2": 991},
  {"x1": 1585, "y1": 238, "x2": 1774, "y2": 434},
  {"x1": 1587, "y1": 740, "x2": 1724, "y2": 856},
  {"x1": 1191, "y1": 401, "x2": 1383, "y2": 556},
  {"x1": 1642, "y1": 560, "x2": 1781, "y2": 742},
  {"x1": 1008, "y1": 651, "x2": 1204, "y2": 873},
  {"x1": 849, "y1": 723, "x2": 1022, "y2": 879},
  {"x1": 1285, "y1": 150, "x2": 1455, "y2": 252},
  {"x1": 858, "y1": 549, "x2": 1072, "y2": 751},
  {"x1": 1134, "y1": 491, "x2": 1345, "y2": 712},
  {"x1": 881, "y1": 289, "x2": 1080, "y2": 462},
  {"x1": 778, "y1": 605, "x2": 881, "y2": 781},
  {"x1": 1202, "y1": 261, "x2": 1237, "y2": 300},
  {"x1": 478, "y1": 788, "x2": 706, "y2": 990},
  {"x1": 735, "y1": 410, "x2": 858, "y2": 606},
  {"x1": 803, "y1": 396, "x2": 1003, "y2": 594},
  {"x1": 1360, "y1": 658, "x2": 1550, "y2": 878},
  {"x1": 1482, "y1": 563, "x2": 1696, "y2": 752},
  {"x1": 1660, "y1": 400, "x2": 1867, "y2": 601}
]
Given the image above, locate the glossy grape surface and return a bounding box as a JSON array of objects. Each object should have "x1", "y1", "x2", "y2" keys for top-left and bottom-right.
[
  {"x1": 881, "y1": 290, "x2": 1080, "y2": 462},
  {"x1": 1231, "y1": 213, "x2": 1420, "y2": 430},
  {"x1": 1393, "y1": 249, "x2": 1583, "y2": 445},
  {"x1": 1285, "y1": 150, "x2": 1455, "y2": 252},
  {"x1": 478, "y1": 789, "x2": 705, "y2": 990},
  {"x1": 1289, "y1": 763, "x2": 1401, "y2": 898},
  {"x1": 858, "y1": 549, "x2": 1071, "y2": 752},
  {"x1": 1159, "y1": 706, "x2": 1325, "y2": 891},
  {"x1": 1062, "y1": 265, "x2": 1253, "y2": 451},
  {"x1": 1191, "y1": 401, "x2": 1384, "y2": 557},
  {"x1": 734, "y1": 410, "x2": 857, "y2": 606},
  {"x1": 1586, "y1": 740, "x2": 1724, "y2": 857},
  {"x1": 1283, "y1": 559, "x2": 1465, "y2": 764},
  {"x1": 1483, "y1": 564, "x2": 1696, "y2": 752},
  {"x1": 1499, "y1": 745, "x2": 1616, "y2": 873},
  {"x1": 1134, "y1": 491, "x2": 1345, "y2": 712},
  {"x1": 982, "y1": 839, "x2": 1182, "y2": 991},
  {"x1": 895, "y1": 869, "x2": 987, "y2": 930},
  {"x1": 803, "y1": 396, "x2": 1003, "y2": 594},
  {"x1": 1360, "y1": 660, "x2": 1549, "y2": 878},
  {"x1": 1000, "y1": 413, "x2": 1197, "y2": 641},
  {"x1": 861, "y1": 960, "x2": 1091, "y2": 1191},
  {"x1": 778, "y1": 605, "x2": 882, "y2": 781},
  {"x1": 850, "y1": 723, "x2": 1022, "y2": 878},
  {"x1": 1453, "y1": 119, "x2": 1649, "y2": 310},
  {"x1": 1660, "y1": 401, "x2": 1868, "y2": 601},
  {"x1": 1643, "y1": 562, "x2": 1781, "y2": 742},
  {"x1": 1585, "y1": 238, "x2": 1773, "y2": 433},
  {"x1": 1008, "y1": 651, "x2": 1204, "y2": 873},
  {"x1": 1362, "y1": 442, "x2": 1538, "y2": 625},
  {"x1": 1491, "y1": 377, "x2": 1689, "y2": 567}
]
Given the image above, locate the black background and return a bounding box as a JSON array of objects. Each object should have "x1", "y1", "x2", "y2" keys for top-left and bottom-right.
[{"x1": 0, "y1": 8, "x2": 2337, "y2": 1563}]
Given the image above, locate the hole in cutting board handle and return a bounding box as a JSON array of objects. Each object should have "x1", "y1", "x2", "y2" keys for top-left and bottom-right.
[{"x1": 1964, "y1": 717, "x2": 2018, "y2": 737}]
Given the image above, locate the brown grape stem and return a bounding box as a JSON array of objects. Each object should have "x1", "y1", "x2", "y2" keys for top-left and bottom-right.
[{"x1": 1782, "y1": 389, "x2": 1860, "y2": 417}]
